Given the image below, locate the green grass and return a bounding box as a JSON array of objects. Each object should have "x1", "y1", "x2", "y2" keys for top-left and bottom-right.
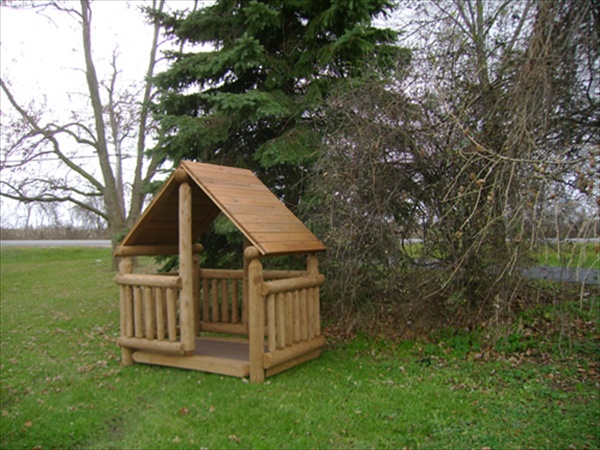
[
  {"x1": 534, "y1": 241, "x2": 600, "y2": 270},
  {"x1": 1, "y1": 247, "x2": 599, "y2": 449},
  {"x1": 402, "y1": 240, "x2": 600, "y2": 269}
]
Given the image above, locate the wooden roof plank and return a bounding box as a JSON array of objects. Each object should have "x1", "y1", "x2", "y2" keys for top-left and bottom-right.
[{"x1": 118, "y1": 161, "x2": 325, "y2": 255}]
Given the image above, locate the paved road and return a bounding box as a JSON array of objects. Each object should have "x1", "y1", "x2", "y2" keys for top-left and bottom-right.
[{"x1": 519, "y1": 265, "x2": 599, "y2": 285}]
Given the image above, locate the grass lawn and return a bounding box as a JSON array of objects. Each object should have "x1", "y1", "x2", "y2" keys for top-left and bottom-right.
[
  {"x1": 534, "y1": 241, "x2": 600, "y2": 270},
  {"x1": 1, "y1": 247, "x2": 598, "y2": 449},
  {"x1": 402, "y1": 240, "x2": 600, "y2": 270}
]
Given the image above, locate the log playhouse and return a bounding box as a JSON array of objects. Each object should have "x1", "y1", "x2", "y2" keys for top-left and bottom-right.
[{"x1": 114, "y1": 161, "x2": 326, "y2": 382}]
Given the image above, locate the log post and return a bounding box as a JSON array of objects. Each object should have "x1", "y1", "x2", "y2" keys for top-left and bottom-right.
[
  {"x1": 179, "y1": 181, "x2": 195, "y2": 354},
  {"x1": 143, "y1": 287, "x2": 155, "y2": 339},
  {"x1": 156, "y1": 288, "x2": 165, "y2": 341},
  {"x1": 166, "y1": 288, "x2": 177, "y2": 341},
  {"x1": 211, "y1": 279, "x2": 219, "y2": 322},
  {"x1": 307, "y1": 254, "x2": 321, "y2": 337},
  {"x1": 246, "y1": 246, "x2": 265, "y2": 383},
  {"x1": 133, "y1": 287, "x2": 143, "y2": 338},
  {"x1": 202, "y1": 278, "x2": 209, "y2": 322},
  {"x1": 242, "y1": 238, "x2": 251, "y2": 331},
  {"x1": 119, "y1": 257, "x2": 134, "y2": 366},
  {"x1": 231, "y1": 280, "x2": 239, "y2": 324},
  {"x1": 193, "y1": 253, "x2": 201, "y2": 336},
  {"x1": 267, "y1": 294, "x2": 276, "y2": 352},
  {"x1": 221, "y1": 279, "x2": 229, "y2": 323}
]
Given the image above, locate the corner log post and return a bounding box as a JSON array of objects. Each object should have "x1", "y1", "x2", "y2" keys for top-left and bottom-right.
[
  {"x1": 178, "y1": 175, "x2": 196, "y2": 355},
  {"x1": 193, "y1": 253, "x2": 201, "y2": 336},
  {"x1": 306, "y1": 254, "x2": 321, "y2": 337},
  {"x1": 242, "y1": 238, "x2": 251, "y2": 332},
  {"x1": 245, "y1": 245, "x2": 265, "y2": 383},
  {"x1": 119, "y1": 257, "x2": 134, "y2": 366}
]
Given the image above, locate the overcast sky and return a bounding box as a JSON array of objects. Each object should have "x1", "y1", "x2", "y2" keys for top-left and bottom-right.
[
  {"x1": 0, "y1": 1, "x2": 199, "y2": 228},
  {"x1": 1, "y1": 1, "x2": 161, "y2": 103}
]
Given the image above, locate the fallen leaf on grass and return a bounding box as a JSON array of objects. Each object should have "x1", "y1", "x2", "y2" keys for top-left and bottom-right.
[
  {"x1": 228, "y1": 435, "x2": 241, "y2": 443},
  {"x1": 179, "y1": 407, "x2": 189, "y2": 416}
]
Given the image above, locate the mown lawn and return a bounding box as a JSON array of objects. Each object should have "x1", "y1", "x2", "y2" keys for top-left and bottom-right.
[
  {"x1": 1, "y1": 247, "x2": 598, "y2": 449},
  {"x1": 534, "y1": 241, "x2": 600, "y2": 270}
]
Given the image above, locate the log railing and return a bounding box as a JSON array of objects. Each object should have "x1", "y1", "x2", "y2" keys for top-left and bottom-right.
[
  {"x1": 198, "y1": 268, "x2": 309, "y2": 335},
  {"x1": 116, "y1": 258, "x2": 187, "y2": 359},
  {"x1": 246, "y1": 249, "x2": 325, "y2": 383},
  {"x1": 261, "y1": 273, "x2": 325, "y2": 369},
  {"x1": 116, "y1": 245, "x2": 325, "y2": 383},
  {"x1": 199, "y1": 269, "x2": 245, "y2": 334}
]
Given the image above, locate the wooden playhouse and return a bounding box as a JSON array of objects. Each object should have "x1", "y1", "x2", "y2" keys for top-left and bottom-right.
[{"x1": 114, "y1": 161, "x2": 326, "y2": 382}]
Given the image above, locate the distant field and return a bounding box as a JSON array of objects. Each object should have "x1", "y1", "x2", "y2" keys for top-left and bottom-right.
[
  {"x1": 402, "y1": 240, "x2": 599, "y2": 270},
  {"x1": 1, "y1": 248, "x2": 598, "y2": 449},
  {"x1": 534, "y1": 241, "x2": 600, "y2": 270}
]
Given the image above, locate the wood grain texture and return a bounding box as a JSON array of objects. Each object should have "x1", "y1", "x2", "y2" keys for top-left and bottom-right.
[{"x1": 117, "y1": 161, "x2": 326, "y2": 256}]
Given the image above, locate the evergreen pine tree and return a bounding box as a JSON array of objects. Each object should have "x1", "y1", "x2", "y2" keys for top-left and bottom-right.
[{"x1": 150, "y1": 0, "x2": 405, "y2": 207}]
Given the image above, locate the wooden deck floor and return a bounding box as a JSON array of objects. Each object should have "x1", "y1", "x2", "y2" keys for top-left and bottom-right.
[
  {"x1": 130, "y1": 336, "x2": 323, "y2": 379},
  {"x1": 131, "y1": 337, "x2": 262, "y2": 378},
  {"x1": 193, "y1": 337, "x2": 260, "y2": 361}
]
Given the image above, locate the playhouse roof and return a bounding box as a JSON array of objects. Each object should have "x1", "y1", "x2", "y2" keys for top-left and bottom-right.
[{"x1": 119, "y1": 161, "x2": 326, "y2": 256}]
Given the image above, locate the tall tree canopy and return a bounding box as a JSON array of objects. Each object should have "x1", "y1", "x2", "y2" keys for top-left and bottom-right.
[{"x1": 149, "y1": 0, "x2": 404, "y2": 206}]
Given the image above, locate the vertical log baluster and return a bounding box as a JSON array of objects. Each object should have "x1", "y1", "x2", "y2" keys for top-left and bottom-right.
[
  {"x1": 300, "y1": 288, "x2": 308, "y2": 342},
  {"x1": 166, "y1": 288, "x2": 177, "y2": 342},
  {"x1": 124, "y1": 286, "x2": 134, "y2": 338},
  {"x1": 143, "y1": 287, "x2": 155, "y2": 340},
  {"x1": 276, "y1": 293, "x2": 286, "y2": 349},
  {"x1": 133, "y1": 286, "x2": 143, "y2": 338},
  {"x1": 231, "y1": 279, "x2": 239, "y2": 324},
  {"x1": 202, "y1": 278, "x2": 209, "y2": 322},
  {"x1": 285, "y1": 291, "x2": 293, "y2": 347},
  {"x1": 210, "y1": 279, "x2": 218, "y2": 322},
  {"x1": 221, "y1": 279, "x2": 229, "y2": 323},
  {"x1": 193, "y1": 254, "x2": 201, "y2": 336},
  {"x1": 293, "y1": 290, "x2": 300, "y2": 343},
  {"x1": 267, "y1": 294, "x2": 276, "y2": 352},
  {"x1": 156, "y1": 287, "x2": 165, "y2": 341}
]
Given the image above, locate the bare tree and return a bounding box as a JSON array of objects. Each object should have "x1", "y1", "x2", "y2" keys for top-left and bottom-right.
[
  {"x1": 404, "y1": 0, "x2": 598, "y2": 300},
  {"x1": 310, "y1": 0, "x2": 599, "y2": 328},
  {"x1": 0, "y1": 0, "x2": 167, "y2": 244}
]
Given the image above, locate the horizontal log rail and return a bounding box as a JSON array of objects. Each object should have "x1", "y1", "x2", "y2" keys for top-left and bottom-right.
[
  {"x1": 263, "y1": 270, "x2": 308, "y2": 280},
  {"x1": 117, "y1": 337, "x2": 185, "y2": 355},
  {"x1": 261, "y1": 274, "x2": 325, "y2": 296},
  {"x1": 198, "y1": 269, "x2": 306, "y2": 280},
  {"x1": 115, "y1": 273, "x2": 182, "y2": 289},
  {"x1": 199, "y1": 268, "x2": 243, "y2": 279},
  {"x1": 263, "y1": 336, "x2": 325, "y2": 369},
  {"x1": 199, "y1": 321, "x2": 247, "y2": 335},
  {"x1": 115, "y1": 243, "x2": 203, "y2": 257}
]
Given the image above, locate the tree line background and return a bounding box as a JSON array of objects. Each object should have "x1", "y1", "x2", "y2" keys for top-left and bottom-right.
[{"x1": 1, "y1": 0, "x2": 598, "y2": 334}]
